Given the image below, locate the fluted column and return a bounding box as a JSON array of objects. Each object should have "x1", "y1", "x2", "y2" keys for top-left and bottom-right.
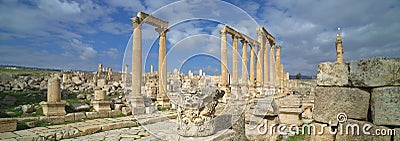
[
  {"x1": 157, "y1": 28, "x2": 170, "y2": 108},
  {"x1": 263, "y1": 40, "x2": 269, "y2": 87},
  {"x1": 232, "y1": 35, "x2": 239, "y2": 85},
  {"x1": 249, "y1": 44, "x2": 255, "y2": 95},
  {"x1": 269, "y1": 43, "x2": 275, "y2": 87},
  {"x1": 130, "y1": 17, "x2": 145, "y2": 114},
  {"x1": 220, "y1": 28, "x2": 228, "y2": 89},
  {"x1": 241, "y1": 39, "x2": 248, "y2": 86}
]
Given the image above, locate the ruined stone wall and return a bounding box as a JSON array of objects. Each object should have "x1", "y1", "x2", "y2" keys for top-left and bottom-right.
[{"x1": 313, "y1": 57, "x2": 399, "y2": 140}]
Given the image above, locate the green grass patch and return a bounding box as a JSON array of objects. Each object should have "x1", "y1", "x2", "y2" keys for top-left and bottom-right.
[{"x1": 36, "y1": 121, "x2": 51, "y2": 127}]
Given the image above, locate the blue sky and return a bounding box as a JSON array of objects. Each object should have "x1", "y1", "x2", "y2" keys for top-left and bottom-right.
[{"x1": 1, "y1": 0, "x2": 399, "y2": 76}]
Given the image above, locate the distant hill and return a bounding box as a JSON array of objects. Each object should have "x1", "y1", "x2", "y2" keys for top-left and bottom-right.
[
  {"x1": 0, "y1": 64, "x2": 90, "y2": 72},
  {"x1": 289, "y1": 74, "x2": 315, "y2": 79}
]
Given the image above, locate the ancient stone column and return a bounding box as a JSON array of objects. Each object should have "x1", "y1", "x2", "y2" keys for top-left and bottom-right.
[
  {"x1": 40, "y1": 77, "x2": 66, "y2": 116},
  {"x1": 232, "y1": 34, "x2": 239, "y2": 85},
  {"x1": 249, "y1": 44, "x2": 255, "y2": 95},
  {"x1": 270, "y1": 43, "x2": 275, "y2": 87},
  {"x1": 157, "y1": 28, "x2": 170, "y2": 108},
  {"x1": 150, "y1": 65, "x2": 154, "y2": 73},
  {"x1": 92, "y1": 89, "x2": 111, "y2": 112},
  {"x1": 276, "y1": 46, "x2": 281, "y2": 88},
  {"x1": 47, "y1": 77, "x2": 61, "y2": 102},
  {"x1": 98, "y1": 64, "x2": 103, "y2": 72},
  {"x1": 336, "y1": 28, "x2": 344, "y2": 63},
  {"x1": 263, "y1": 40, "x2": 269, "y2": 87},
  {"x1": 130, "y1": 17, "x2": 145, "y2": 114},
  {"x1": 256, "y1": 29, "x2": 264, "y2": 87},
  {"x1": 241, "y1": 39, "x2": 248, "y2": 86},
  {"x1": 94, "y1": 89, "x2": 106, "y2": 101},
  {"x1": 220, "y1": 27, "x2": 228, "y2": 90}
]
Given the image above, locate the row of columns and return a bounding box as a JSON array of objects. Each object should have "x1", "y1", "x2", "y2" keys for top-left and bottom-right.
[{"x1": 220, "y1": 26, "x2": 283, "y2": 98}]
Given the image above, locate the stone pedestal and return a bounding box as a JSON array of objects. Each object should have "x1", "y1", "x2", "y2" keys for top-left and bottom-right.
[
  {"x1": 92, "y1": 90, "x2": 111, "y2": 112},
  {"x1": 40, "y1": 101, "x2": 66, "y2": 116},
  {"x1": 40, "y1": 77, "x2": 66, "y2": 116},
  {"x1": 92, "y1": 101, "x2": 112, "y2": 112}
]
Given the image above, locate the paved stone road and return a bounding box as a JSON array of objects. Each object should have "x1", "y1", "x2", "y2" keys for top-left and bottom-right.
[{"x1": 0, "y1": 112, "x2": 176, "y2": 141}]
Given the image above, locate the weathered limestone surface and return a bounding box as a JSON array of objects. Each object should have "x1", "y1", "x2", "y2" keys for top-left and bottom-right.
[
  {"x1": 335, "y1": 119, "x2": 391, "y2": 140},
  {"x1": 371, "y1": 86, "x2": 400, "y2": 126},
  {"x1": 0, "y1": 119, "x2": 17, "y2": 133},
  {"x1": 349, "y1": 57, "x2": 400, "y2": 87},
  {"x1": 314, "y1": 87, "x2": 370, "y2": 124},
  {"x1": 279, "y1": 108, "x2": 303, "y2": 126},
  {"x1": 317, "y1": 62, "x2": 349, "y2": 86}
]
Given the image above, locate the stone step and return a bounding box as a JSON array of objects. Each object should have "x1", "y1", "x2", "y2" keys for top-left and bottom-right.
[{"x1": 0, "y1": 116, "x2": 142, "y2": 141}]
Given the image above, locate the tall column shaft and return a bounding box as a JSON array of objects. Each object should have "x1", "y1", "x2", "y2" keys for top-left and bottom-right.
[
  {"x1": 276, "y1": 46, "x2": 281, "y2": 87},
  {"x1": 263, "y1": 40, "x2": 269, "y2": 87},
  {"x1": 241, "y1": 40, "x2": 248, "y2": 85},
  {"x1": 249, "y1": 45, "x2": 255, "y2": 94},
  {"x1": 157, "y1": 28, "x2": 169, "y2": 107},
  {"x1": 256, "y1": 30, "x2": 264, "y2": 86},
  {"x1": 269, "y1": 44, "x2": 275, "y2": 87},
  {"x1": 47, "y1": 77, "x2": 60, "y2": 102},
  {"x1": 130, "y1": 18, "x2": 145, "y2": 113},
  {"x1": 220, "y1": 28, "x2": 228, "y2": 88},
  {"x1": 132, "y1": 19, "x2": 142, "y2": 99},
  {"x1": 232, "y1": 35, "x2": 239, "y2": 85}
]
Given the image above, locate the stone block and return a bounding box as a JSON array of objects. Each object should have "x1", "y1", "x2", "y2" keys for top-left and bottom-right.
[
  {"x1": 98, "y1": 111, "x2": 109, "y2": 118},
  {"x1": 0, "y1": 132, "x2": 18, "y2": 140},
  {"x1": 13, "y1": 130, "x2": 36, "y2": 136},
  {"x1": 101, "y1": 122, "x2": 125, "y2": 131},
  {"x1": 85, "y1": 112, "x2": 99, "y2": 119},
  {"x1": 122, "y1": 107, "x2": 132, "y2": 116},
  {"x1": 314, "y1": 87, "x2": 369, "y2": 124},
  {"x1": 92, "y1": 100, "x2": 111, "y2": 112},
  {"x1": 371, "y1": 86, "x2": 400, "y2": 126},
  {"x1": 16, "y1": 135, "x2": 39, "y2": 141},
  {"x1": 350, "y1": 57, "x2": 400, "y2": 87},
  {"x1": 74, "y1": 112, "x2": 86, "y2": 121},
  {"x1": 0, "y1": 119, "x2": 17, "y2": 133},
  {"x1": 336, "y1": 119, "x2": 391, "y2": 140},
  {"x1": 65, "y1": 113, "x2": 75, "y2": 122},
  {"x1": 76, "y1": 125, "x2": 101, "y2": 135},
  {"x1": 108, "y1": 110, "x2": 122, "y2": 117},
  {"x1": 276, "y1": 95, "x2": 301, "y2": 108},
  {"x1": 317, "y1": 62, "x2": 349, "y2": 86},
  {"x1": 39, "y1": 116, "x2": 65, "y2": 123},
  {"x1": 39, "y1": 101, "x2": 66, "y2": 116},
  {"x1": 278, "y1": 113, "x2": 303, "y2": 126}
]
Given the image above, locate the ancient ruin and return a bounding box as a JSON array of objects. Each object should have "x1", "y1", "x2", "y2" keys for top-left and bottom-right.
[
  {"x1": 0, "y1": 6, "x2": 398, "y2": 141},
  {"x1": 39, "y1": 76, "x2": 66, "y2": 116}
]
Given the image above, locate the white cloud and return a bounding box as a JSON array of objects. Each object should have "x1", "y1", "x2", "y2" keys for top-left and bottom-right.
[
  {"x1": 69, "y1": 39, "x2": 98, "y2": 60},
  {"x1": 104, "y1": 48, "x2": 119, "y2": 58}
]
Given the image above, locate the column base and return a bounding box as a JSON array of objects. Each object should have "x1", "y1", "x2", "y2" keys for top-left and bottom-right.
[
  {"x1": 40, "y1": 101, "x2": 66, "y2": 116},
  {"x1": 128, "y1": 96, "x2": 146, "y2": 115},
  {"x1": 92, "y1": 100, "x2": 112, "y2": 112}
]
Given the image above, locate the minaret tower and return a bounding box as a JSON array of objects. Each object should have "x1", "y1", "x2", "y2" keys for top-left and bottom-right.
[{"x1": 336, "y1": 27, "x2": 344, "y2": 62}]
